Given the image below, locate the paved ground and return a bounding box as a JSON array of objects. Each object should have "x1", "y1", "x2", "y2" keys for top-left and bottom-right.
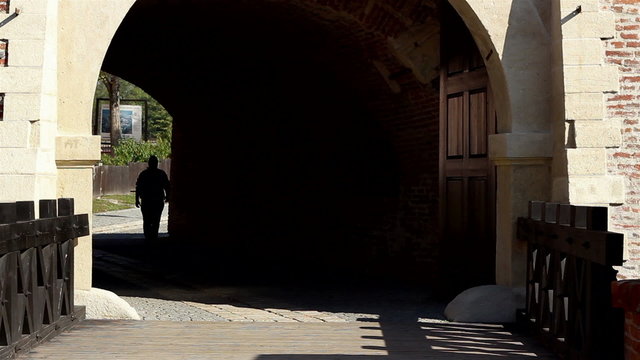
[
  {"x1": 93, "y1": 206, "x2": 169, "y2": 234},
  {"x1": 92, "y1": 207, "x2": 451, "y2": 323}
]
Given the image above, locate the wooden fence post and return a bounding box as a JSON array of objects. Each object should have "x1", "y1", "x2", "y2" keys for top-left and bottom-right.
[
  {"x1": 0, "y1": 199, "x2": 88, "y2": 359},
  {"x1": 518, "y1": 201, "x2": 624, "y2": 360}
]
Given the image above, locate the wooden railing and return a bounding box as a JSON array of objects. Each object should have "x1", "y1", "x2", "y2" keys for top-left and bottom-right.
[
  {"x1": 0, "y1": 199, "x2": 88, "y2": 359},
  {"x1": 517, "y1": 201, "x2": 624, "y2": 360}
]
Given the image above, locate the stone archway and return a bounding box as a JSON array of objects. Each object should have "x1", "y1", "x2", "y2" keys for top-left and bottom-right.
[
  {"x1": 448, "y1": 0, "x2": 560, "y2": 287},
  {"x1": 55, "y1": 0, "x2": 557, "y2": 291}
]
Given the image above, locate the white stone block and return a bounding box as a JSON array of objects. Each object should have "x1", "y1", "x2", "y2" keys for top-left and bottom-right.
[
  {"x1": 37, "y1": 120, "x2": 57, "y2": 149},
  {"x1": 566, "y1": 148, "x2": 606, "y2": 175},
  {"x1": 3, "y1": 93, "x2": 40, "y2": 121},
  {"x1": 13, "y1": 0, "x2": 48, "y2": 15},
  {"x1": 572, "y1": 120, "x2": 621, "y2": 148},
  {"x1": 565, "y1": 93, "x2": 603, "y2": 120},
  {"x1": 564, "y1": 65, "x2": 619, "y2": 93},
  {"x1": 561, "y1": 0, "x2": 600, "y2": 13},
  {"x1": 0, "y1": 14, "x2": 46, "y2": 39},
  {"x1": 568, "y1": 175, "x2": 625, "y2": 204},
  {"x1": 38, "y1": 94, "x2": 57, "y2": 122},
  {"x1": 55, "y1": 135, "x2": 101, "y2": 162},
  {"x1": 0, "y1": 67, "x2": 43, "y2": 93},
  {"x1": 0, "y1": 120, "x2": 30, "y2": 147},
  {"x1": 562, "y1": 39, "x2": 603, "y2": 65},
  {"x1": 36, "y1": 149, "x2": 56, "y2": 173},
  {"x1": 9, "y1": 40, "x2": 44, "y2": 67},
  {"x1": 0, "y1": 148, "x2": 38, "y2": 174},
  {"x1": 56, "y1": 166, "x2": 94, "y2": 215},
  {"x1": 34, "y1": 174, "x2": 57, "y2": 200},
  {"x1": 562, "y1": 11, "x2": 615, "y2": 39},
  {"x1": 0, "y1": 175, "x2": 36, "y2": 202}
]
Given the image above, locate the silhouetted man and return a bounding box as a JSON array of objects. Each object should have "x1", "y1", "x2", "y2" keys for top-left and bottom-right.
[{"x1": 135, "y1": 155, "x2": 170, "y2": 242}]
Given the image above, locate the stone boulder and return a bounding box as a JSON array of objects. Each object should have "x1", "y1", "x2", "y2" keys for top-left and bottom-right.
[
  {"x1": 75, "y1": 287, "x2": 141, "y2": 320},
  {"x1": 444, "y1": 285, "x2": 525, "y2": 323}
]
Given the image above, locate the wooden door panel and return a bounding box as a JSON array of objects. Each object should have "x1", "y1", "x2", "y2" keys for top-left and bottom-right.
[
  {"x1": 446, "y1": 71, "x2": 488, "y2": 94},
  {"x1": 469, "y1": 90, "x2": 488, "y2": 157},
  {"x1": 445, "y1": 178, "x2": 464, "y2": 241},
  {"x1": 447, "y1": 94, "x2": 464, "y2": 158},
  {"x1": 467, "y1": 177, "x2": 488, "y2": 243},
  {"x1": 447, "y1": 46, "x2": 466, "y2": 75},
  {"x1": 440, "y1": 4, "x2": 496, "y2": 295}
]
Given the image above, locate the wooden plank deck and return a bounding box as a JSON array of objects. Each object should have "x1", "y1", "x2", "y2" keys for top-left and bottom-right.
[{"x1": 18, "y1": 320, "x2": 558, "y2": 360}]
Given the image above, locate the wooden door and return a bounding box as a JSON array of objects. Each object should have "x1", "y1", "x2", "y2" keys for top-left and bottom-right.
[{"x1": 439, "y1": 7, "x2": 496, "y2": 296}]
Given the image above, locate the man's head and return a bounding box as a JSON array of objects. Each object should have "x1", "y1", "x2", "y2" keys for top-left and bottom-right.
[{"x1": 148, "y1": 155, "x2": 159, "y2": 169}]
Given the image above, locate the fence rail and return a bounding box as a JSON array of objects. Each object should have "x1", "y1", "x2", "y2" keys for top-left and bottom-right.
[
  {"x1": 93, "y1": 159, "x2": 171, "y2": 197},
  {"x1": 0, "y1": 198, "x2": 88, "y2": 359},
  {"x1": 516, "y1": 201, "x2": 624, "y2": 360}
]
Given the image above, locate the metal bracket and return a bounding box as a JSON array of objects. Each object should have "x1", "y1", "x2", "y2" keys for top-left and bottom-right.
[
  {"x1": 0, "y1": 8, "x2": 20, "y2": 29},
  {"x1": 561, "y1": 5, "x2": 582, "y2": 25}
]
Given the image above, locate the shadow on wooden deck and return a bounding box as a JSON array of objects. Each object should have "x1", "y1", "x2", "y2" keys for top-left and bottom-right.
[
  {"x1": 19, "y1": 232, "x2": 559, "y2": 360},
  {"x1": 21, "y1": 319, "x2": 557, "y2": 359}
]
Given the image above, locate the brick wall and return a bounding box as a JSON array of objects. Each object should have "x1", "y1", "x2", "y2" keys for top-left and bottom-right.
[
  {"x1": 606, "y1": 0, "x2": 640, "y2": 278},
  {"x1": 612, "y1": 280, "x2": 640, "y2": 359},
  {"x1": 364, "y1": 64, "x2": 441, "y2": 282},
  {"x1": 0, "y1": 39, "x2": 6, "y2": 121},
  {"x1": 297, "y1": 10, "x2": 441, "y2": 283},
  {"x1": 0, "y1": 40, "x2": 7, "y2": 67},
  {"x1": 296, "y1": 0, "x2": 442, "y2": 281},
  {"x1": 302, "y1": 0, "x2": 438, "y2": 38}
]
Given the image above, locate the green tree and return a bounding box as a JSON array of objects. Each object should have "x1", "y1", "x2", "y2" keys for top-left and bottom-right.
[
  {"x1": 95, "y1": 71, "x2": 173, "y2": 165},
  {"x1": 101, "y1": 138, "x2": 171, "y2": 166},
  {"x1": 99, "y1": 72, "x2": 122, "y2": 147},
  {"x1": 94, "y1": 71, "x2": 173, "y2": 141}
]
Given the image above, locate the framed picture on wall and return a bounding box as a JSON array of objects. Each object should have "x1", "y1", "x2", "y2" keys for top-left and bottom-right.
[{"x1": 100, "y1": 104, "x2": 143, "y2": 142}]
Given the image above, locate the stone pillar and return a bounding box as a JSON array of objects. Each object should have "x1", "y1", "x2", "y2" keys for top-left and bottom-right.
[
  {"x1": 490, "y1": 134, "x2": 552, "y2": 287},
  {"x1": 56, "y1": 136, "x2": 100, "y2": 291},
  {"x1": 56, "y1": 0, "x2": 135, "y2": 290}
]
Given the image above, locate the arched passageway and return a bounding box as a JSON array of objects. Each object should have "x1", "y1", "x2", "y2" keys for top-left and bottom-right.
[{"x1": 101, "y1": 0, "x2": 495, "y2": 292}]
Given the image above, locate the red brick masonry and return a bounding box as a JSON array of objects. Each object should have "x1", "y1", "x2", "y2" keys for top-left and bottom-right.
[{"x1": 612, "y1": 280, "x2": 640, "y2": 359}]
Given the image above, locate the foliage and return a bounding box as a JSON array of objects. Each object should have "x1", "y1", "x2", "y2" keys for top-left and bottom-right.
[
  {"x1": 94, "y1": 71, "x2": 173, "y2": 141},
  {"x1": 93, "y1": 194, "x2": 136, "y2": 213},
  {"x1": 101, "y1": 138, "x2": 171, "y2": 166}
]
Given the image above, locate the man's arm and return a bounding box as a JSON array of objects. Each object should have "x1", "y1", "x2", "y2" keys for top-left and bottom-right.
[
  {"x1": 135, "y1": 174, "x2": 142, "y2": 208},
  {"x1": 163, "y1": 172, "x2": 170, "y2": 203}
]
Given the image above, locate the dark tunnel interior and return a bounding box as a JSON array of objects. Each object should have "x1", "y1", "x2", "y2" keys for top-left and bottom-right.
[{"x1": 101, "y1": 0, "x2": 442, "y2": 286}]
